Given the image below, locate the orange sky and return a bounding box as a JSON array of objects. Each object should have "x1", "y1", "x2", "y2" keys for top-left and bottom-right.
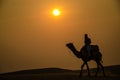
[{"x1": 0, "y1": 0, "x2": 120, "y2": 73}]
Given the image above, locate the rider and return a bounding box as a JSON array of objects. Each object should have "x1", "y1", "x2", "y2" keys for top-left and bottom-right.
[{"x1": 84, "y1": 34, "x2": 91, "y2": 57}]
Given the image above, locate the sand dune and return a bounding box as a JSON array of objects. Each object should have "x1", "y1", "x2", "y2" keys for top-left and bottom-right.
[{"x1": 0, "y1": 65, "x2": 120, "y2": 80}]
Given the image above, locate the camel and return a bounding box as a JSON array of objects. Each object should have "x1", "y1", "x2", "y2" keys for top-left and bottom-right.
[{"x1": 66, "y1": 43, "x2": 105, "y2": 77}]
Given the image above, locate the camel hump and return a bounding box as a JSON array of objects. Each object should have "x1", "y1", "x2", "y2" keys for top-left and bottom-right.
[
  {"x1": 80, "y1": 45, "x2": 102, "y2": 58},
  {"x1": 80, "y1": 45, "x2": 99, "y2": 52},
  {"x1": 90, "y1": 45, "x2": 99, "y2": 52}
]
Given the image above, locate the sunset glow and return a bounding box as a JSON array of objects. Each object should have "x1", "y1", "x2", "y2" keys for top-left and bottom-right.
[{"x1": 52, "y1": 9, "x2": 61, "y2": 16}]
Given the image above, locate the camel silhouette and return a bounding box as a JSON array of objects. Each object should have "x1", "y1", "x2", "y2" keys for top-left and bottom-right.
[{"x1": 66, "y1": 43, "x2": 106, "y2": 77}]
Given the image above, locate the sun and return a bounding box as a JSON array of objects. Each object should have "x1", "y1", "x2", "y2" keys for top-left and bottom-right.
[{"x1": 52, "y1": 9, "x2": 61, "y2": 16}]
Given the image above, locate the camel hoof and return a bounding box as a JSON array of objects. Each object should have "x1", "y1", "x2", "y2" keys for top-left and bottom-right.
[
  {"x1": 79, "y1": 75, "x2": 82, "y2": 78},
  {"x1": 104, "y1": 74, "x2": 106, "y2": 77},
  {"x1": 88, "y1": 75, "x2": 91, "y2": 77},
  {"x1": 94, "y1": 75, "x2": 97, "y2": 77}
]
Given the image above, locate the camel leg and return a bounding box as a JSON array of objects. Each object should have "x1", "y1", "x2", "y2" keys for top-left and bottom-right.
[
  {"x1": 85, "y1": 62, "x2": 91, "y2": 76},
  {"x1": 79, "y1": 62, "x2": 85, "y2": 78},
  {"x1": 99, "y1": 62, "x2": 106, "y2": 77},
  {"x1": 95, "y1": 63, "x2": 99, "y2": 77}
]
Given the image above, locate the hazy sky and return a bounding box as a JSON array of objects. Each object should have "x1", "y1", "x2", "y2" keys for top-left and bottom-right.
[{"x1": 0, "y1": 0, "x2": 120, "y2": 73}]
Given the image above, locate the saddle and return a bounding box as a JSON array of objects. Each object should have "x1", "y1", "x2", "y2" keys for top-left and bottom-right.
[{"x1": 80, "y1": 45, "x2": 102, "y2": 58}]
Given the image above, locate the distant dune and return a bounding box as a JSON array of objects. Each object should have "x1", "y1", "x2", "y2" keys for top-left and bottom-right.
[
  {"x1": 0, "y1": 65, "x2": 120, "y2": 80},
  {"x1": 1, "y1": 68, "x2": 74, "y2": 74}
]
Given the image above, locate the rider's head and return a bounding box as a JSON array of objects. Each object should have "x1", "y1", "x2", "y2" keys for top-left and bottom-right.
[
  {"x1": 84, "y1": 34, "x2": 91, "y2": 45},
  {"x1": 85, "y1": 34, "x2": 88, "y2": 38}
]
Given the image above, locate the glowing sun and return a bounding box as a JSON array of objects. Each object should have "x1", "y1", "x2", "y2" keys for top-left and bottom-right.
[{"x1": 52, "y1": 9, "x2": 61, "y2": 16}]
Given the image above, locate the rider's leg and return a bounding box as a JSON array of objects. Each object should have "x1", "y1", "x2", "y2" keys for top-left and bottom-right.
[{"x1": 87, "y1": 45, "x2": 91, "y2": 57}]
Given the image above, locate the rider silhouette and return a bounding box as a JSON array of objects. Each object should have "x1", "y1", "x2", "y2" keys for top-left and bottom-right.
[{"x1": 84, "y1": 34, "x2": 91, "y2": 57}]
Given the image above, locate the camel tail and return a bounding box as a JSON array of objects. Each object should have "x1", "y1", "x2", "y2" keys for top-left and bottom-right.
[
  {"x1": 99, "y1": 51, "x2": 103, "y2": 63},
  {"x1": 100, "y1": 55, "x2": 103, "y2": 63},
  {"x1": 101, "y1": 60, "x2": 103, "y2": 63}
]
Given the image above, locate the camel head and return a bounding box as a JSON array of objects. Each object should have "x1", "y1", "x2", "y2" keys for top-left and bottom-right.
[
  {"x1": 66, "y1": 43, "x2": 81, "y2": 58},
  {"x1": 66, "y1": 43, "x2": 74, "y2": 49}
]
